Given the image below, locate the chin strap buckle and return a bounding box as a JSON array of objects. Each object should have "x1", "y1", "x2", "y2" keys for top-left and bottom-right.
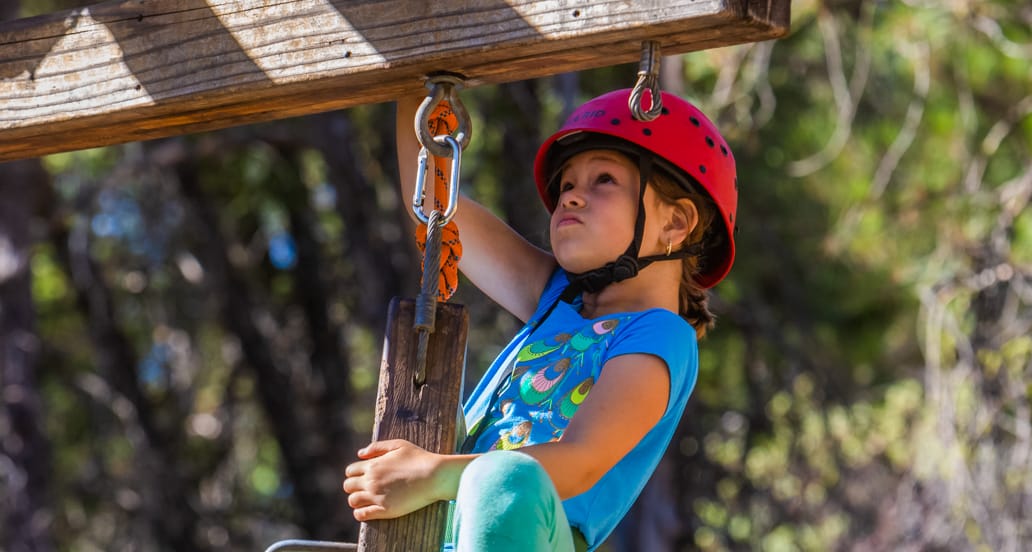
[{"x1": 562, "y1": 255, "x2": 645, "y2": 302}]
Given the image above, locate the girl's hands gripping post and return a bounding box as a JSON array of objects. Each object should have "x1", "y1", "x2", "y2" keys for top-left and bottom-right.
[{"x1": 342, "y1": 439, "x2": 465, "y2": 522}]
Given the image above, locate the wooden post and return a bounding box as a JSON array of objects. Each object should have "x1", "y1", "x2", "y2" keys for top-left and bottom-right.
[{"x1": 358, "y1": 298, "x2": 468, "y2": 552}]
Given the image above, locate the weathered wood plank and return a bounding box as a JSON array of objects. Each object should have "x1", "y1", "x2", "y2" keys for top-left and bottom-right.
[
  {"x1": 0, "y1": 0, "x2": 790, "y2": 161},
  {"x1": 357, "y1": 298, "x2": 468, "y2": 551}
]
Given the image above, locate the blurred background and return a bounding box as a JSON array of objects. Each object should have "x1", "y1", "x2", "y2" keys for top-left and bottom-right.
[{"x1": 1, "y1": 0, "x2": 1030, "y2": 550}]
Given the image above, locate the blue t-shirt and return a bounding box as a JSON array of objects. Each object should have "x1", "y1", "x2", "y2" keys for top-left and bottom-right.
[{"x1": 462, "y1": 269, "x2": 698, "y2": 550}]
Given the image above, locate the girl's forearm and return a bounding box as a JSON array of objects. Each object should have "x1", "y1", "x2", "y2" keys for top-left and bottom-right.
[
  {"x1": 516, "y1": 441, "x2": 601, "y2": 500},
  {"x1": 431, "y1": 452, "x2": 480, "y2": 501},
  {"x1": 434, "y1": 442, "x2": 598, "y2": 502}
]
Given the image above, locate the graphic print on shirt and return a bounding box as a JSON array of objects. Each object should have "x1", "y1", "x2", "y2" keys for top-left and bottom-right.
[
  {"x1": 471, "y1": 316, "x2": 627, "y2": 451},
  {"x1": 496, "y1": 420, "x2": 533, "y2": 450}
]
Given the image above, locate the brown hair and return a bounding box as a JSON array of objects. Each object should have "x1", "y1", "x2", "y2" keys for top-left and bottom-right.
[{"x1": 648, "y1": 171, "x2": 719, "y2": 339}]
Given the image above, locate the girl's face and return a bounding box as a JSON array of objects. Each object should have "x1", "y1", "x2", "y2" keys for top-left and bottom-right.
[{"x1": 549, "y1": 150, "x2": 667, "y2": 273}]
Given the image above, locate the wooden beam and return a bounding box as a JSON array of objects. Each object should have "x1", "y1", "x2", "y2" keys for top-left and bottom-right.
[
  {"x1": 0, "y1": 0, "x2": 790, "y2": 161},
  {"x1": 358, "y1": 298, "x2": 468, "y2": 551}
]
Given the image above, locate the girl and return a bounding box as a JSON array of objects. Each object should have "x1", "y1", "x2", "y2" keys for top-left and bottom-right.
[{"x1": 343, "y1": 88, "x2": 738, "y2": 551}]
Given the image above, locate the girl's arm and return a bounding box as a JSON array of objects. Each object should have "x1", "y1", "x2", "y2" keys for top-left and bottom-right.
[
  {"x1": 343, "y1": 352, "x2": 670, "y2": 520},
  {"x1": 396, "y1": 94, "x2": 556, "y2": 322},
  {"x1": 518, "y1": 352, "x2": 670, "y2": 497}
]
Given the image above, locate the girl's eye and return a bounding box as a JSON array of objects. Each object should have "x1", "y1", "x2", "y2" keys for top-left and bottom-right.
[
  {"x1": 560, "y1": 181, "x2": 574, "y2": 193},
  {"x1": 596, "y1": 173, "x2": 615, "y2": 184}
]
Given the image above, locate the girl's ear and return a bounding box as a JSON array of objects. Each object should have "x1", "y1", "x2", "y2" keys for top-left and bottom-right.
[{"x1": 665, "y1": 198, "x2": 699, "y2": 245}]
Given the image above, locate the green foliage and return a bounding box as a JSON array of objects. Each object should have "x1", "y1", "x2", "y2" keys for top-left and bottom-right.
[
  {"x1": 668, "y1": 1, "x2": 1031, "y2": 550},
  {"x1": 7, "y1": 0, "x2": 1030, "y2": 550}
]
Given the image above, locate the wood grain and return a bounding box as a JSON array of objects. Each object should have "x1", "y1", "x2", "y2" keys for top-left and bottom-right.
[
  {"x1": 0, "y1": 0, "x2": 789, "y2": 160},
  {"x1": 357, "y1": 298, "x2": 468, "y2": 551}
]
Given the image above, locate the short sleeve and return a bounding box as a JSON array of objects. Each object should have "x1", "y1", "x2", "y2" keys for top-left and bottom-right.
[{"x1": 604, "y1": 309, "x2": 698, "y2": 417}]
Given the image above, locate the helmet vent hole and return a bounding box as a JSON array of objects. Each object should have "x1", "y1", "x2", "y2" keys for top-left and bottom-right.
[
  {"x1": 610, "y1": 118, "x2": 621, "y2": 125},
  {"x1": 642, "y1": 128, "x2": 652, "y2": 136},
  {"x1": 721, "y1": 145, "x2": 729, "y2": 157},
  {"x1": 699, "y1": 165, "x2": 707, "y2": 174},
  {"x1": 705, "y1": 137, "x2": 715, "y2": 148},
  {"x1": 661, "y1": 107, "x2": 670, "y2": 115},
  {"x1": 690, "y1": 117, "x2": 700, "y2": 127}
]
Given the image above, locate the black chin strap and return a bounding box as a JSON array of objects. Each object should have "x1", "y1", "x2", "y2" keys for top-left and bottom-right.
[{"x1": 561, "y1": 155, "x2": 697, "y2": 303}]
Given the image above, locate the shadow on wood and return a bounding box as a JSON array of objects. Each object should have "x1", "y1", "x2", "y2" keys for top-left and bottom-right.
[{"x1": 0, "y1": 0, "x2": 791, "y2": 161}]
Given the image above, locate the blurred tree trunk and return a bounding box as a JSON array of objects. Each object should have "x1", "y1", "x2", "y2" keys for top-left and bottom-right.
[
  {"x1": 495, "y1": 81, "x2": 551, "y2": 244},
  {"x1": 49, "y1": 218, "x2": 207, "y2": 551},
  {"x1": 312, "y1": 108, "x2": 414, "y2": 333},
  {"x1": 614, "y1": 457, "x2": 682, "y2": 552},
  {"x1": 175, "y1": 154, "x2": 353, "y2": 539},
  {"x1": 276, "y1": 142, "x2": 361, "y2": 537},
  {"x1": 0, "y1": 159, "x2": 54, "y2": 552}
]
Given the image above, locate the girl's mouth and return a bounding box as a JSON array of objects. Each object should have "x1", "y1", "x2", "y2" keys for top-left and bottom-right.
[{"x1": 555, "y1": 214, "x2": 582, "y2": 228}]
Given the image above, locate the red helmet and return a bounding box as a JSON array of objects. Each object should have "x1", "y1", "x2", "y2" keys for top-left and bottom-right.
[{"x1": 533, "y1": 89, "x2": 738, "y2": 288}]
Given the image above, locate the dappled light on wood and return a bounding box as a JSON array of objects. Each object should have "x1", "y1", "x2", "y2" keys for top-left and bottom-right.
[
  {"x1": 0, "y1": 10, "x2": 154, "y2": 123},
  {"x1": 206, "y1": 0, "x2": 387, "y2": 81},
  {"x1": 0, "y1": 0, "x2": 788, "y2": 161}
]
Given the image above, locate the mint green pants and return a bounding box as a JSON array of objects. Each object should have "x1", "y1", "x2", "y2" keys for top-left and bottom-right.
[{"x1": 444, "y1": 450, "x2": 580, "y2": 552}]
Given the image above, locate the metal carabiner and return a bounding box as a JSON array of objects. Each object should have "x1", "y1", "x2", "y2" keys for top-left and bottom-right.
[
  {"x1": 629, "y1": 40, "x2": 663, "y2": 122},
  {"x1": 411, "y1": 134, "x2": 463, "y2": 226},
  {"x1": 415, "y1": 74, "x2": 472, "y2": 159}
]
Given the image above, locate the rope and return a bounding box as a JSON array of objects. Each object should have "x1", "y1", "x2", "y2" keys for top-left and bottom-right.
[
  {"x1": 414, "y1": 100, "x2": 463, "y2": 302},
  {"x1": 413, "y1": 209, "x2": 444, "y2": 385}
]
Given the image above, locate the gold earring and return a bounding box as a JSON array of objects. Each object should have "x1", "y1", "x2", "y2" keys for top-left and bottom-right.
[{"x1": 666, "y1": 240, "x2": 673, "y2": 256}]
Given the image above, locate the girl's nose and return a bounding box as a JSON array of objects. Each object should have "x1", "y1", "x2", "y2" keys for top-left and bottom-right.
[{"x1": 559, "y1": 186, "x2": 584, "y2": 208}]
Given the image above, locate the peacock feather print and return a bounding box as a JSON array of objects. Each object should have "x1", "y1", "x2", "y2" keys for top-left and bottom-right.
[
  {"x1": 559, "y1": 377, "x2": 595, "y2": 420},
  {"x1": 493, "y1": 420, "x2": 533, "y2": 450},
  {"x1": 467, "y1": 314, "x2": 630, "y2": 450},
  {"x1": 519, "y1": 357, "x2": 571, "y2": 405}
]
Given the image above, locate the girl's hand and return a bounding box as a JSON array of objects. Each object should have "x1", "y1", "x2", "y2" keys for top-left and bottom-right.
[{"x1": 342, "y1": 439, "x2": 449, "y2": 522}]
